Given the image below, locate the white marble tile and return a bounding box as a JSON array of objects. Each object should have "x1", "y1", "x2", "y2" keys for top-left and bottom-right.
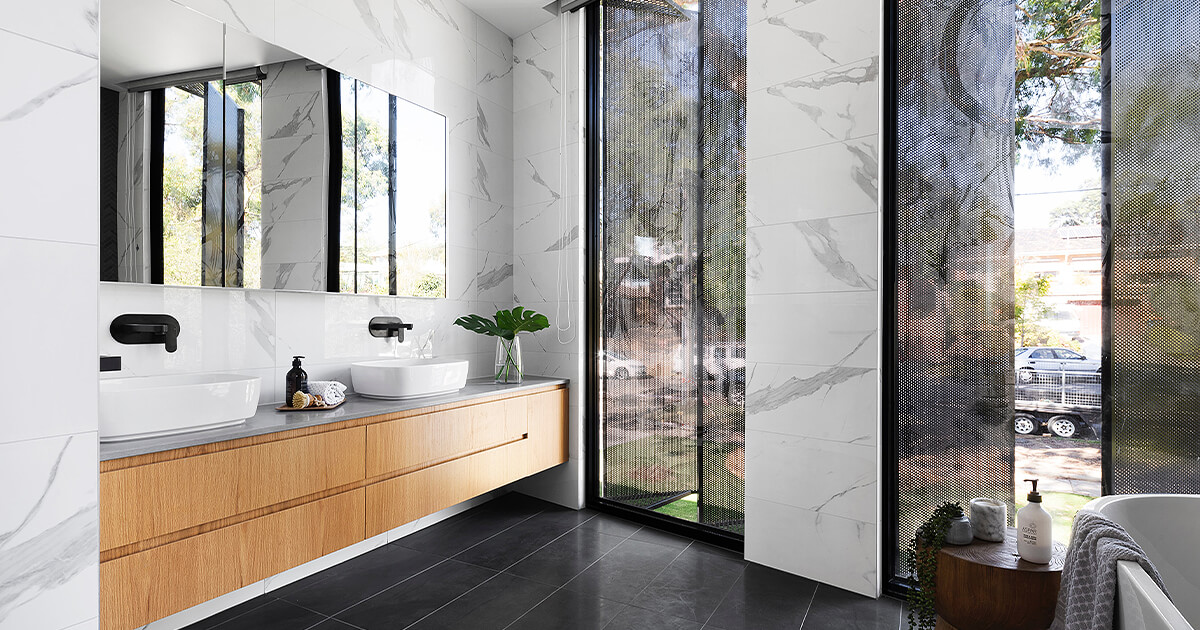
[
  {"x1": 63, "y1": 617, "x2": 98, "y2": 630},
  {"x1": 476, "y1": 43, "x2": 514, "y2": 111},
  {"x1": 0, "y1": 434, "x2": 98, "y2": 629},
  {"x1": 261, "y1": 261, "x2": 325, "y2": 292},
  {"x1": 746, "y1": 291, "x2": 878, "y2": 368},
  {"x1": 450, "y1": 144, "x2": 513, "y2": 207},
  {"x1": 747, "y1": 56, "x2": 879, "y2": 160},
  {"x1": 290, "y1": 0, "x2": 396, "y2": 49},
  {"x1": 514, "y1": 46, "x2": 564, "y2": 112},
  {"x1": 175, "y1": 0, "x2": 275, "y2": 41},
  {"x1": 746, "y1": 362, "x2": 877, "y2": 445},
  {"x1": 274, "y1": 291, "x2": 399, "y2": 365},
  {"x1": 476, "y1": 92, "x2": 514, "y2": 159},
  {"x1": 262, "y1": 134, "x2": 325, "y2": 181},
  {"x1": 260, "y1": 58, "x2": 321, "y2": 99},
  {"x1": 3, "y1": 0, "x2": 98, "y2": 57},
  {"x1": 745, "y1": 429, "x2": 877, "y2": 523},
  {"x1": 475, "y1": 14, "x2": 512, "y2": 61},
  {"x1": 747, "y1": 137, "x2": 878, "y2": 227},
  {"x1": 744, "y1": 497, "x2": 878, "y2": 597},
  {"x1": 0, "y1": 32, "x2": 97, "y2": 246},
  {"x1": 747, "y1": 0, "x2": 879, "y2": 92},
  {"x1": 747, "y1": 213, "x2": 879, "y2": 295},
  {"x1": 447, "y1": 194, "x2": 512, "y2": 254},
  {"x1": 98, "y1": 283, "x2": 277, "y2": 376},
  {"x1": 454, "y1": 250, "x2": 514, "y2": 303},
  {"x1": 0, "y1": 238, "x2": 97, "y2": 444},
  {"x1": 514, "y1": 97, "x2": 565, "y2": 160},
  {"x1": 263, "y1": 176, "x2": 326, "y2": 224},
  {"x1": 514, "y1": 249, "x2": 579, "y2": 306},
  {"x1": 261, "y1": 218, "x2": 326, "y2": 264},
  {"x1": 514, "y1": 195, "x2": 582, "y2": 255},
  {"x1": 262, "y1": 92, "x2": 325, "y2": 140}
]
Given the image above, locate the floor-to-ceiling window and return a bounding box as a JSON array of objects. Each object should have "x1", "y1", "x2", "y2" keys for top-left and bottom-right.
[
  {"x1": 588, "y1": 0, "x2": 747, "y2": 538},
  {"x1": 888, "y1": 0, "x2": 1200, "y2": 590}
]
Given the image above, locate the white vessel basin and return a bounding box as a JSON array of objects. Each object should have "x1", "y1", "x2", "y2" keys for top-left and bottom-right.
[
  {"x1": 351, "y1": 358, "x2": 469, "y2": 400},
  {"x1": 99, "y1": 373, "x2": 262, "y2": 442}
]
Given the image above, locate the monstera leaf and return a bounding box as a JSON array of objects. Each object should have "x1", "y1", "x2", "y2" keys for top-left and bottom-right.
[{"x1": 454, "y1": 307, "x2": 550, "y2": 340}]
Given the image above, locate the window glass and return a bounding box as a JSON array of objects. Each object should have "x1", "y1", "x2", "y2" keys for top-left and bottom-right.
[{"x1": 1031, "y1": 349, "x2": 1054, "y2": 359}]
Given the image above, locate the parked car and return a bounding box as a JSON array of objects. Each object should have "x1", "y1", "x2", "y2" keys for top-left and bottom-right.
[
  {"x1": 1015, "y1": 346, "x2": 1101, "y2": 383},
  {"x1": 603, "y1": 351, "x2": 648, "y2": 379}
]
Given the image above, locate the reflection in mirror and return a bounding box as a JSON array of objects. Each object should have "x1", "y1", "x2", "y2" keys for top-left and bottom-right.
[{"x1": 99, "y1": 0, "x2": 447, "y2": 297}]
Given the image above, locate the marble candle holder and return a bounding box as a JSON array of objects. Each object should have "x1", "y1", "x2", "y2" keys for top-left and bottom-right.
[{"x1": 970, "y1": 497, "x2": 1007, "y2": 542}]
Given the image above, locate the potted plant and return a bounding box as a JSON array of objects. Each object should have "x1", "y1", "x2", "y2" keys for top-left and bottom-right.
[
  {"x1": 906, "y1": 502, "x2": 965, "y2": 630},
  {"x1": 453, "y1": 307, "x2": 550, "y2": 384}
]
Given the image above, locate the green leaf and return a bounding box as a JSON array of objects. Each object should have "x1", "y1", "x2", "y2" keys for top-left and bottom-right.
[{"x1": 453, "y1": 308, "x2": 551, "y2": 340}]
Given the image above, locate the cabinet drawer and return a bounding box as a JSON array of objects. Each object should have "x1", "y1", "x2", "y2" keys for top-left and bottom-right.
[
  {"x1": 525, "y1": 389, "x2": 568, "y2": 476},
  {"x1": 101, "y1": 427, "x2": 365, "y2": 551},
  {"x1": 366, "y1": 397, "x2": 528, "y2": 478},
  {"x1": 101, "y1": 489, "x2": 364, "y2": 630}
]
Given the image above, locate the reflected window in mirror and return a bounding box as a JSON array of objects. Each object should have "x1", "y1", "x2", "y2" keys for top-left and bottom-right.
[{"x1": 333, "y1": 75, "x2": 446, "y2": 298}]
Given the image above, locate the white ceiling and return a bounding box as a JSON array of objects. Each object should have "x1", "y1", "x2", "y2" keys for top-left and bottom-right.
[{"x1": 461, "y1": 0, "x2": 558, "y2": 39}]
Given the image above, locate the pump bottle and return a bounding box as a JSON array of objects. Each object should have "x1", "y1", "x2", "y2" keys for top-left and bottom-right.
[
  {"x1": 285, "y1": 355, "x2": 309, "y2": 401},
  {"x1": 1017, "y1": 478, "x2": 1052, "y2": 564}
]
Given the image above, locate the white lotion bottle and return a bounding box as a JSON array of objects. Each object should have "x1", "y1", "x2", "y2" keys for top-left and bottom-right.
[{"x1": 1016, "y1": 478, "x2": 1052, "y2": 564}]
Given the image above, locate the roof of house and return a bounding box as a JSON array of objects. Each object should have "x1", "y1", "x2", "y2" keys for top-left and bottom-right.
[{"x1": 1015, "y1": 226, "x2": 1101, "y2": 256}]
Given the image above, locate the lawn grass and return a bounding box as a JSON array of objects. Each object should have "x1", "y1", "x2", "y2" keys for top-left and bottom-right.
[
  {"x1": 1016, "y1": 490, "x2": 1095, "y2": 544},
  {"x1": 654, "y1": 493, "x2": 699, "y2": 520}
]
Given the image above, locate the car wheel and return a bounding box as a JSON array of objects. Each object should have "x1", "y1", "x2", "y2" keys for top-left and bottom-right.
[
  {"x1": 1014, "y1": 414, "x2": 1039, "y2": 435},
  {"x1": 615, "y1": 367, "x2": 630, "y2": 380},
  {"x1": 1048, "y1": 415, "x2": 1080, "y2": 438},
  {"x1": 1018, "y1": 368, "x2": 1035, "y2": 383}
]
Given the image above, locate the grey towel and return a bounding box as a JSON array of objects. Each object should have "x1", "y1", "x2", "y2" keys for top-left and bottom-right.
[{"x1": 1051, "y1": 509, "x2": 1169, "y2": 630}]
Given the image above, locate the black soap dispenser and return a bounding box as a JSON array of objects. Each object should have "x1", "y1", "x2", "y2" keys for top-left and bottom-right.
[{"x1": 286, "y1": 356, "x2": 309, "y2": 401}]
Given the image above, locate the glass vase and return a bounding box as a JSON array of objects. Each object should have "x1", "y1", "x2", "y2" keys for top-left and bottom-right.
[{"x1": 495, "y1": 337, "x2": 523, "y2": 384}]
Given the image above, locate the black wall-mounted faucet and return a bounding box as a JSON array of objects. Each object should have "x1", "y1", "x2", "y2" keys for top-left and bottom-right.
[
  {"x1": 110, "y1": 314, "x2": 181, "y2": 353},
  {"x1": 369, "y1": 316, "x2": 414, "y2": 342}
]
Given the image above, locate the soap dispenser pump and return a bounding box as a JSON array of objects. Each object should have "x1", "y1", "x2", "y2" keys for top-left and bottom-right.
[
  {"x1": 1017, "y1": 478, "x2": 1052, "y2": 564},
  {"x1": 286, "y1": 355, "x2": 309, "y2": 401}
]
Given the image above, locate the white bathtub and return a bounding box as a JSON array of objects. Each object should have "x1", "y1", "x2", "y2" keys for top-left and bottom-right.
[{"x1": 1086, "y1": 495, "x2": 1199, "y2": 630}]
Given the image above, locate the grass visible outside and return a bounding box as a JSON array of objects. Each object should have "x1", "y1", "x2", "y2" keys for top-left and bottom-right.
[
  {"x1": 654, "y1": 493, "x2": 699, "y2": 520},
  {"x1": 604, "y1": 435, "x2": 744, "y2": 532},
  {"x1": 1016, "y1": 491, "x2": 1095, "y2": 544}
]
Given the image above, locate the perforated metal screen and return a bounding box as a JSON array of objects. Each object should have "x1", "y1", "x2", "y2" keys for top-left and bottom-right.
[
  {"x1": 598, "y1": 0, "x2": 746, "y2": 533},
  {"x1": 1108, "y1": 0, "x2": 1200, "y2": 494},
  {"x1": 893, "y1": 0, "x2": 1017, "y2": 577}
]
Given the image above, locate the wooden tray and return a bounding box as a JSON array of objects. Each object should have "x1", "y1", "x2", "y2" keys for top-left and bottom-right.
[{"x1": 275, "y1": 399, "x2": 346, "y2": 412}]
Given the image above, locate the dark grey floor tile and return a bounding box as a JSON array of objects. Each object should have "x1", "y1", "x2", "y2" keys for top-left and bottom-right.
[
  {"x1": 800, "y1": 585, "x2": 904, "y2": 630},
  {"x1": 607, "y1": 605, "x2": 703, "y2": 630},
  {"x1": 452, "y1": 507, "x2": 596, "y2": 571},
  {"x1": 578, "y1": 513, "x2": 643, "y2": 538},
  {"x1": 688, "y1": 542, "x2": 747, "y2": 565},
  {"x1": 276, "y1": 545, "x2": 443, "y2": 615},
  {"x1": 630, "y1": 545, "x2": 747, "y2": 623},
  {"x1": 563, "y1": 538, "x2": 686, "y2": 603},
  {"x1": 308, "y1": 620, "x2": 360, "y2": 630},
  {"x1": 182, "y1": 595, "x2": 278, "y2": 630},
  {"x1": 406, "y1": 572, "x2": 556, "y2": 630},
  {"x1": 505, "y1": 528, "x2": 626, "y2": 586},
  {"x1": 391, "y1": 496, "x2": 544, "y2": 558},
  {"x1": 705, "y1": 563, "x2": 818, "y2": 630},
  {"x1": 333, "y1": 560, "x2": 497, "y2": 630},
  {"x1": 193, "y1": 598, "x2": 327, "y2": 630},
  {"x1": 507, "y1": 588, "x2": 627, "y2": 630},
  {"x1": 628, "y1": 526, "x2": 694, "y2": 550}
]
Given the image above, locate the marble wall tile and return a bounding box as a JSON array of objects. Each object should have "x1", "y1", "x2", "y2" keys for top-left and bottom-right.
[
  {"x1": 263, "y1": 176, "x2": 325, "y2": 224},
  {"x1": 747, "y1": 137, "x2": 878, "y2": 227},
  {"x1": 1, "y1": 0, "x2": 98, "y2": 57},
  {"x1": 745, "y1": 429, "x2": 877, "y2": 523},
  {"x1": 0, "y1": 434, "x2": 99, "y2": 629},
  {"x1": 476, "y1": 15, "x2": 512, "y2": 60},
  {"x1": 476, "y1": 44, "x2": 514, "y2": 109},
  {"x1": 1, "y1": 32, "x2": 98, "y2": 247},
  {"x1": 261, "y1": 134, "x2": 325, "y2": 181},
  {"x1": 0, "y1": 238, "x2": 98, "y2": 444},
  {"x1": 746, "y1": 292, "x2": 877, "y2": 368},
  {"x1": 175, "y1": 0, "x2": 276, "y2": 40},
  {"x1": 747, "y1": 56, "x2": 879, "y2": 160},
  {"x1": 744, "y1": 497, "x2": 877, "y2": 597},
  {"x1": 747, "y1": 0, "x2": 879, "y2": 92},
  {"x1": 747, "y1": 213, "x2": 879, "y2": 295},
  {"x1": 746, "y1": 362, "x2": 878, "y2": 445}
]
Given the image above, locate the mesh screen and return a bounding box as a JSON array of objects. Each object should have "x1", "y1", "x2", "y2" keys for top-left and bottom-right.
[
  {"x1": 893, "y1": 0, "x2": 1016, "y2": 577},
  {"x1": 1109, "y1": 1, "x2": 1200, "y2": 494},
  {"x1": 598, "y1": 0, "x2": 746, "y2": 533}
]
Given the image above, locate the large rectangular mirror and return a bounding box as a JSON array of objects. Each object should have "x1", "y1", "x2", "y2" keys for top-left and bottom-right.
[{"x1": 98, "y1": 0, "x2": 447, "y2": 296}]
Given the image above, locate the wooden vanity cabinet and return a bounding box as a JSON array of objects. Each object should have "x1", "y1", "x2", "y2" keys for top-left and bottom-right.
[{"x1": 99, "y1": 384, "x2": 567, "y2": 630}]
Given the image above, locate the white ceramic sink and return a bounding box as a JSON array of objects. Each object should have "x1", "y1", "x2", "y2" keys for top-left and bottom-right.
[
  {"x1": 99, "y1": 373, "x2": 262, "y2": 442},
  {"x1": 351, "y1": 358, "x2": 469, "y2": 400}
]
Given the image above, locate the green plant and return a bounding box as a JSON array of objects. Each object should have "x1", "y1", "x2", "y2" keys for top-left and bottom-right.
[
  {"x1": 453, "y1": 307, "x2": 550, "y2": 340},
  {"x1": 905, "y1": 502, "x2": 965, "y2": 630}
]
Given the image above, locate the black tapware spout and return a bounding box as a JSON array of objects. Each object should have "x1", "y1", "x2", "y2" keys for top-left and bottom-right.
[{"x1": 110, "y1": 314, "x2": 181, "y2": 353}]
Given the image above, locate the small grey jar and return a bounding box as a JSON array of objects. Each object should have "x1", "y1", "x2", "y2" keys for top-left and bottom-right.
[{"x1": 945, "y1": 513, "x2": 974, "y2": 545}]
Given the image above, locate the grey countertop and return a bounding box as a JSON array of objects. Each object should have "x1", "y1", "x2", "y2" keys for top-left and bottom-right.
[{"x1": 99, "y1": 376, "x2": 569, "y2": 462}]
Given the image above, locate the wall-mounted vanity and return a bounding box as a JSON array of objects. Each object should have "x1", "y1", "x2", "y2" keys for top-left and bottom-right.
[{"x1": 99, "y1": 0, "x2": 447, "y2": 296}]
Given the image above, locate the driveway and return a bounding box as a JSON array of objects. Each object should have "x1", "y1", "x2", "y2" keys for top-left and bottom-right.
[{"x1": 1016, "y1": 435, "x2": 1101, "y2": 497}]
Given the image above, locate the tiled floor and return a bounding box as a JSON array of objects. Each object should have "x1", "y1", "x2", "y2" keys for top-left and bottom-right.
[{"x1": 184, "y1": 493, "x2": 906, "y2": 630}]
